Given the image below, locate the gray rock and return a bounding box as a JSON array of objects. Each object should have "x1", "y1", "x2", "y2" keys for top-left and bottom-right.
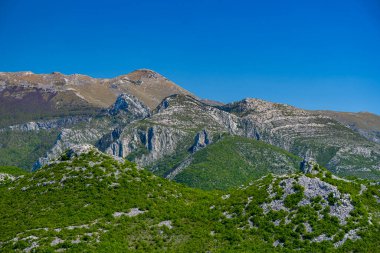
[
  {"x1": 108, "y1": 93, "x2": 150, "y2": 119},
  {"x1": 190, "y1": 130, "x2": 211, "y2": 153},
  {"x1": 5, "y1": 116, "x2": 91, "y2": 132}
]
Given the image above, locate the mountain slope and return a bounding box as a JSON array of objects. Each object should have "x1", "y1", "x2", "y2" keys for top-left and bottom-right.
[
  {"x1": 318, "y1": 111, "x2": 380, "y2": 144},
  {"x1": 0, "y1": 146, "x2": 379, "y2": 252},
  {"x1": 0, "y1": 69, "x2": 194, "y2": 127},
  {"x1": 98, "y1": 94, "x2": 240, "y2": 173},
  {"x1": 1, "y1": 70, "x2": 379, "y2": 187},
  {"x1": 171, "y1": 135, "x2": 302, "y2": 190},
  {"x1": 220, "y1": 98, "x2": 380, "y2": 180},
  {"x1": 0, "y1": 129, "x2": 59, "y2": 170}
]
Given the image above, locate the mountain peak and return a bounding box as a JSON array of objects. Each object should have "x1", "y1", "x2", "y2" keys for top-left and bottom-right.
[
  {"x1": 124, "y1": 69, "x2": 164, "y2": 81},
  {"x1": 0, "y1": 69, "x2": 195, "y2": 111}
]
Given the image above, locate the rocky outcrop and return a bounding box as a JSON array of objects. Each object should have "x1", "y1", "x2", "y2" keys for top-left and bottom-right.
[
  {"x1": 317, "y1": 111, "x2": 380, "y2": 144},
  {"x1": 300, "y1": 150, "x2": 319, "y2": 174},
  {"x1": 4, "y1": 116, "x2": 91, "y2": 132},
  {"x1": 262, "y1": 174, "x2": 354, "y2": 225},
  {"x1": 33, "y1": 123, "x2": 113, "y2": 170},
  {"x1": 102, "y1": 125, "x2": 189, "y2": 167},
  {"x1": 300, "y1": 157, "x2": 319, "y2": 175},
  {"x1": 190, "y1": 130, "x2": 211, "y2": 153},
  {"x1": 108, "y1": 94, "x2": 150, "y2": 119},
  {"x1": 98, "y1": 95, "x2": 242, "y2": 171},
  {"x1": 0, "y1": 173, "x2": 16, "y2": 183},
  {"x1": 221, "y1": 98, "x2": 380, "y2": 179},
  {"x1": 151, "y1": 95, "x2": 240, "y2": 133},
  {"x1": 62, "y1": 144, "x2": 98, "y2": 159}
]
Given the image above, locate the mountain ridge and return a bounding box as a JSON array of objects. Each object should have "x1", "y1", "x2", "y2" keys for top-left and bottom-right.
[
  {"x1": 0, "y1": 70, "x2": 379, "y2": 185},
  {"x1": 0, "y1": 69, "x2": 195, "y2": 127}
]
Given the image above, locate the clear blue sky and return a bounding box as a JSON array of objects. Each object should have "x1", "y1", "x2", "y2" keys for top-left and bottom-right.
[{"x1": 0, "y1": 0, "x2": 379, "y2": 114}]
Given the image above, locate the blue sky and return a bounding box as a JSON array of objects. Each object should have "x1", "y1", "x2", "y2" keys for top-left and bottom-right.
[{"x1": 0, "y1": 0, "x2": 379, "y2": 114}]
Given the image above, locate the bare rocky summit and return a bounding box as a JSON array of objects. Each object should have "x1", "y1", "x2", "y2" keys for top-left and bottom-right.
[{"x1": 0, "y1": 69, "x2": 194, "y2": 127}]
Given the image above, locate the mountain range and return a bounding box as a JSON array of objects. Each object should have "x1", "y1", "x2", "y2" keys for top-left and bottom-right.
[
  {"x1": 0, "y1": 69, "x2": 379, "y2": 187},
  {"x1": 1, "y1": 69, "x2": 380, "y2": 252}
]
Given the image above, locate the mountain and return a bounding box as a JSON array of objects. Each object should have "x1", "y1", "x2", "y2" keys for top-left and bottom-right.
[
  {"x1": 220, "y1": 99, "x2": 380, "y2": 180},
  {"x1": 0, "y1": 69, "x2": 194, "y2": 127},
  {"x1": 96, "y1": 95, "x2": 380, "y2": 183},
  {"x1": 0, "y1": 146, "x2": 379, "y2": 252},
  {"x1": 0, "y1": 70, "x2": 379, "y2": 188},
  {"x1": 1, "y1": 69, "x2": 380, "y2": 252},
  {"x1": 318, "y1": 111, "x2": 380, "y2": 144}
]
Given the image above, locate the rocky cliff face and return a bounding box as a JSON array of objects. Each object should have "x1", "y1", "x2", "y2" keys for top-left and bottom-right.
[
  {"x1": 1, "y1": 70, "x2": 379, "y2": 183},
  {"x1": 189, "y1": 130, "x2": 211, "y2": 153},
  {"x1": 32, "y1": 94, "x2": 153, "y2": 170},
  {"x1": 318, "y1": 111, "x2": 380, "y2": 144},
  {"x1": 33, "y1": 126, "x2": 109, "y2": 170},
  {"x1": 220, "y1": 98, "x2": 380, "y2": 179},
  {"x1": 108, "y1": 93, "x2": 151, "y2": 119},
  {"x1": 26, "y1": 93, "x2": 380, "y2": 182},
  {"x1": 4, "y1": 116, "x2": 91, "y2": 132},
  {"x1": 98, "y1": 95, "x2": 240, "y2": 170},
  {"x1": 102, "y1": 125, "x2": 189, "y2": 166}
]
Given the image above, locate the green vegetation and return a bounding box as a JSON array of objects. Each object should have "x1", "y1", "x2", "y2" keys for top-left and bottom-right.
[
  {"x1": 1, "y1": 149, "x2": 378, "y2": 252},
  {"x1": 284, "y1": 184, "x2": 304, "y2": 209},
  {"x1": 0, "y1": 165, "x2": 29, "y2": 175},
  {"x1": 0, "y1": 129, "x2": 59, "y2": 170},
  {"x1": 174, "y1": 136, "x2": 302, "y2": 190}
]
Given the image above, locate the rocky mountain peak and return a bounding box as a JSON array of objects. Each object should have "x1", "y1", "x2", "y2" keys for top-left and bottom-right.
[
  {"x1": 0, "y1": 69, "x2": 196, "y2": 119},
  {"x1": 129, "y1": 69, "x2": 163, "y2": 79},
  {"x1": 114, "y1": 69, "x2": 165, "y2": 84},
  {"x1": 220, "y1": 97, "x2": 303, "y2": 117},
  {"x1": 156, "y1": 94, "x2": 202, "y2": 109},
  {"x1": 190, "y1": 129, "x2": 211, "y2": 153},
  {"x1": 108, "y1": 93, "x2": 150, "y2": 119}
]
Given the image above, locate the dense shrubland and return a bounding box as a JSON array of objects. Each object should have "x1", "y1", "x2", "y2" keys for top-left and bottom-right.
[{"x1": 0, "y1": 148, "x2": 379, "y2": 252}]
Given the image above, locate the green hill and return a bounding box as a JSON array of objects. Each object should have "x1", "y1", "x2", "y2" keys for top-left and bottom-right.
[
  {"x1": 172, "y1": 135, "x2": 302, "y2": 190},
  {"x1": 0, "y1": 146, "x2": 379, "y2": 252}
]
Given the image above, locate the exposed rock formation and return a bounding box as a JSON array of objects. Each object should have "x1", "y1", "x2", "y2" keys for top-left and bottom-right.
[
  {"x1": 262, "y1": 175, "x2": 354, "y2": 225},
  {"x1": 4, "y1": 116, "x2": 91, "y2": 132},
  {"x1": 108, "y1": 94, "x2": 150, "y2": 119},
  {"x1": 318, "y1": 111, "x2": 380, "y2": 144},
  {"x1": 30, "y1": 94, "x2": 380, "y2": 181},
  {"x1": 1, "y1": 70, "x2": 379, "y2": 181},
  {"x1": 220, "y1": 98, "x2": 380, "y2": 179},
  {"x1": 190, "y1": 130, "x2": 211, "y2": 153}
]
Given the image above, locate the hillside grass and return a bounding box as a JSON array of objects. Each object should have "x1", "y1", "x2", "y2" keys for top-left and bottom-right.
[{"x1": 174, "y1": 136, "x2": 302, "y2": 190}]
